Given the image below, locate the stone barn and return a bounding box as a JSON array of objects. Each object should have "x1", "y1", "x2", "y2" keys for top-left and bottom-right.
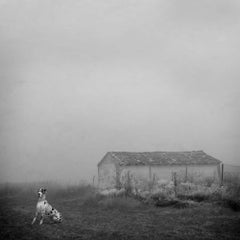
[{"x1": 98, "y1": 151, "x2": 221, "y2": 190}]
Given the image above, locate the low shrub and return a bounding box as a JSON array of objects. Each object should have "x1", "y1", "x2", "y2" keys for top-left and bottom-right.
[
  {"x1": 177, "y1": 192, "x2": 210, "y2": 202},
  {"x1": 222, "y1": 198, "x2": 240, "y2": 211},
  {"x1": 154, "y1": 199, "x2": 178, "y2": 207},
  {"x1": 173, "y1": 200, "x2": 197, "y2": 209}
]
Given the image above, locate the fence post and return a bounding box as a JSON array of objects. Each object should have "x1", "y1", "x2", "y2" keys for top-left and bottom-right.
[
  {"x1": 185, "y1": 166, "x2": 188, "y2": 182},
  {"x1": 172, "y1": 172, "x2": 177, "y2": 197},
  {"x1": 221, "y1": 163, "x2": 224, "y2": 186},
  {"x1": 92, "y1": 176, "x2": 95, "y2": 186},
  {"x1": 149, "y1": 165, "x2": 152, "y2": 181}
]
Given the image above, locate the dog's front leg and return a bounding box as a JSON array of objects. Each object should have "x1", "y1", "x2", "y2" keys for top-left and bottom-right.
[
  {"x1": 39, "y1": 214, "x2": 45, "y2": 225},
  {"x1": 32, "y1": 211, "x2": 38, "y2": 225}
]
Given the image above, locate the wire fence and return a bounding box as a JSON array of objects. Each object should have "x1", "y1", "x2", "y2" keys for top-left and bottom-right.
[
  {"x1": 222, "y1": 163, "x2": 240, "y2": 185},
  {"x1": 224, "y1": 164, "x2": 240, "y2": 174}
]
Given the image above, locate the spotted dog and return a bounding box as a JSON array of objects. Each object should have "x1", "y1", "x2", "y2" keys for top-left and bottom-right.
[{"x1": 32, "y1": 187, "x2": 62, "y2": 225}]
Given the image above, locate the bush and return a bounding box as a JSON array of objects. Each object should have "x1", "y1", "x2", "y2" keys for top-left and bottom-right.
[
  {"x1": 222, "y1": 198, "x2": 240, "y2": 211},
  {"x1": 223, "y1": 173, "x2": 240, "y2": 198},
  {"x1": 173, "y1": 200, "x2": 198, "y2": 209},
  {"x1": 203, "y1": 176, "x2": 217, "y2": 187},
  {"x1": 190, "y1": 193, "x2": 210, "y2": 202},
  {"x1": 154, "y1": 199, "x2": 178, "y2": 207}
]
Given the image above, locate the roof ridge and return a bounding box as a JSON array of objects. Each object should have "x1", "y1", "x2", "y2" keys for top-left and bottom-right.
[
  {"x1": 101, "y1": 151, "x2": 221, "y2": 166},
  {"x1": 111, "y1": 150, "x2": 205, "y2": 154}
]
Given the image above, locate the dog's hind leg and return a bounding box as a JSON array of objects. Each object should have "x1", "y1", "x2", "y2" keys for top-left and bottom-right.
[{"x1": 32, "y1": 212, "x2": 38, "y2": 225}]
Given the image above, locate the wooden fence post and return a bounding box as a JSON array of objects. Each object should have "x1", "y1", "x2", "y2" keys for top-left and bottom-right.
[
  {"x1": 185, "y1": 166, "x2": 188, "y2": 182},
  {"x1": 92, "y1": 176, "x2": 95, "y2": 186},
  {"x1": 149, "y1": 165, "x2": 152, "y2": 181},
  {"x1": 172, "y1": 172, "x2": 177, "y2": 197},
  {"x1": 221, "y1": 163, "x2": 224, "y2": 186}
]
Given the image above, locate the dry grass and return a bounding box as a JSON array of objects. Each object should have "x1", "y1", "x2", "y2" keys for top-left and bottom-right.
[
  {"x1": 0, "y1": 182, "x2": 240, "y2": 240},
  {"x1": 118, "y1": 173, "x2": 240, "y2": 212}
]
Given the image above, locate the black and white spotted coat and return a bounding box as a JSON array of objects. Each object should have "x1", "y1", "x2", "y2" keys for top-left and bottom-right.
[{"x1": 32, "y1": 188, "x2": 62, "y2": 225}]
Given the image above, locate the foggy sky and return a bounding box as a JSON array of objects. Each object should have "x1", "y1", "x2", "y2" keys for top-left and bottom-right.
[{"x1": 0, "y1": 0, "x2": 240, "y2": 183}]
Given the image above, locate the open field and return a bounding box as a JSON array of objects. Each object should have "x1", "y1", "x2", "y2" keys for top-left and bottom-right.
[{"x1": 0, "y1": 183, "x2": 240, "y2": 240}]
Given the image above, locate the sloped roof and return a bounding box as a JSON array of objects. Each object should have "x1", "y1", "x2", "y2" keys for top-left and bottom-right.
[{"x1": 101, "y1": 151, "x2": 221, "y2": 166}]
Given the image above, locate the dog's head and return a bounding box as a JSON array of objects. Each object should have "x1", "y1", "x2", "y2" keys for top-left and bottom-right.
[{"x1": 37, "y1": 187, "x2": 47, "y2": 199}]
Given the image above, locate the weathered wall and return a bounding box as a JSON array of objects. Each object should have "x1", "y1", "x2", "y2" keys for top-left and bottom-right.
[
  {"x1": 98, "y1": 154, "x2": 117, "y2": 190},
  {"x1": 119, "y1": 166, "x2": 149, "y2": 190},
  {"x1": 119, "y1": 164, "x2": 220, "y2": 190},
  {"x1": 151, "y1": 164, "x2": 220, "y2": 182},
  {"x1": 120, "y1": 166, "x2": 149, "y2": 181}
]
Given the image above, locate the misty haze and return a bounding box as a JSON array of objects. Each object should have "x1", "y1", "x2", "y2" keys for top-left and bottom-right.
[
  {"x1": 1, "y1": 1, "x2": 240, "y2": 240},
  {"x1": 0, "y1": 0, "x2": 239, "y2": 184}
]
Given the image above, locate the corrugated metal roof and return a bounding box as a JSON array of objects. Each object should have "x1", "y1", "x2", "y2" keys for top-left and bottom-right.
[{"x1": 102, "y1": 151, "x2": 221, "y2": 166}]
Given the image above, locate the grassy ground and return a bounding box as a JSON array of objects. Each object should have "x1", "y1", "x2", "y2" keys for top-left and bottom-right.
[{"x1": 0, "y1": 184, "x2": 240, "y2": 240}]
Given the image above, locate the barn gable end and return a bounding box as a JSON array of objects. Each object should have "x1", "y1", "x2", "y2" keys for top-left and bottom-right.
[{"x1": 98, "y1": 153, "x2": 119, "y2": 189}]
